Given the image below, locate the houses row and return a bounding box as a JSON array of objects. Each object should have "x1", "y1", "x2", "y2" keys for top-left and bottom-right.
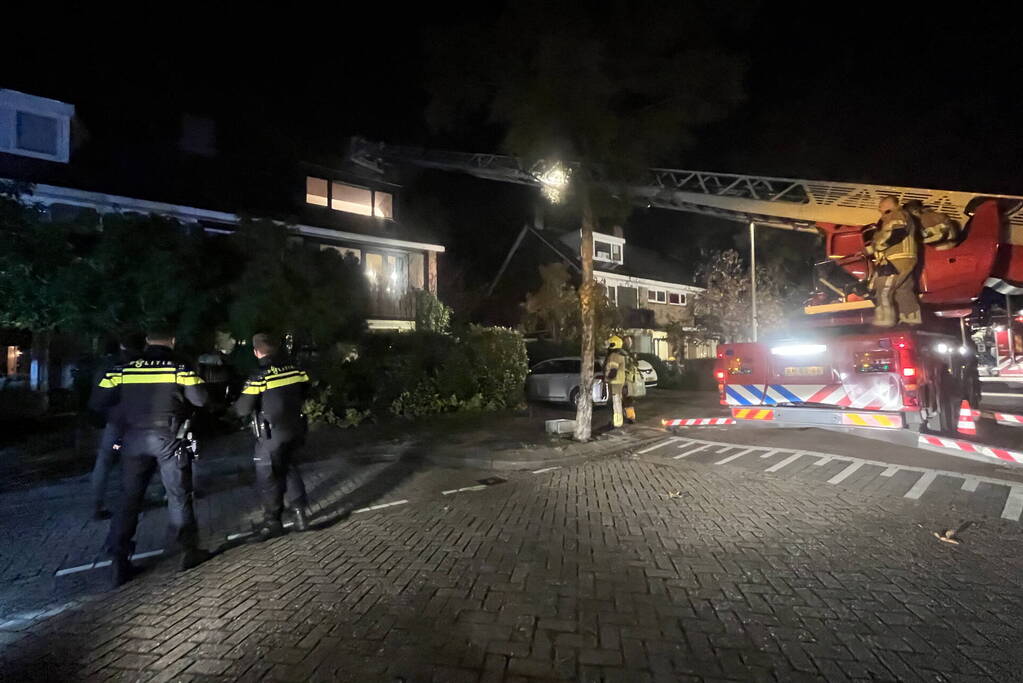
[{"x1": 0, "y1": 87, "x2": 711, "y2": 385}]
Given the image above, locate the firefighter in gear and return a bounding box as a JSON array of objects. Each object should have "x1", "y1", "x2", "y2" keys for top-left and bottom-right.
[
  {"x1": 89, "y1": 325, "x2": 210, "y2": 588},
  {"x1": 233, "y1": 333, "x2": 312, "y2": 541},
  {"x1": 603, "y1": 335, "x2": 628, "y2": 429},
  {"x1": 867, "y1": 196, "x2": 921, "y2": 327},
  {"x1": 905, "y1": 200, "x2": 960, "y2": 250},
  {"x1": 621, "y1": 336, "x2": 640, "y2": 424}
]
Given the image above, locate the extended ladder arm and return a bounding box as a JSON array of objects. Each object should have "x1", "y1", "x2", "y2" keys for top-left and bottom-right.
[{"x1": 348, "y1": 136, "x2": 1023, "y2": 235}]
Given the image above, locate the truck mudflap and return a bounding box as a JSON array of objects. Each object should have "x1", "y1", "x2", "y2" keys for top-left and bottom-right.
[{"x1": 731, "y1": 405, "x2": 905, "y2": 429}]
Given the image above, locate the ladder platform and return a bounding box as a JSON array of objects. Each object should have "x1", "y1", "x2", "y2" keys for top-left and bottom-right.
[{"x1": 804, "y1": 300, "x2": 875, "y2": 314}]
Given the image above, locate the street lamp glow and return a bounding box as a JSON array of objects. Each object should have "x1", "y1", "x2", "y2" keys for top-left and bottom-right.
[{"x1": 537, "y1": 161, "x2": 571, "y2": 204}]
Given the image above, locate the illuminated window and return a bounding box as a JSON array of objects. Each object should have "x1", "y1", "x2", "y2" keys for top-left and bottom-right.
[
  {"x1": 668, "y1": 292, "x2": 686, "y2": 306},
  {"x1": 374, "y1": 191, "x2": 393, "y2": 219},
  {"x1": 331, "y1": 182, "x2": 372, "y2": 215},
  {"x1": 305, "y1": 177, "x2": 396, "y2": 219},
  {"x1": 647, "y1": 289, "x2": 667, "y2": 304},
  {"x1": 306, "y1": 177, "x2": 328, "y2": 206}
]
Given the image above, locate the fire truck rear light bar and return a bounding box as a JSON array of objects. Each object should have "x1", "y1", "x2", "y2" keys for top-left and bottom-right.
[{"x1": 770, "y1": 344, "x2": 827, "y2": 356}]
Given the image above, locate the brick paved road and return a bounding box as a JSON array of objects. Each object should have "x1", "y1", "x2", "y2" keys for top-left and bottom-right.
[{"x1": 3, "y1": 444, "x2": 1023, "y2": 681}]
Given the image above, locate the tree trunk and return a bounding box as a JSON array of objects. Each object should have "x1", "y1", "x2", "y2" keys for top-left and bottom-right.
[
  {"x1": 30, "y1": 329, "x2": 52, "y2": 413},
  {"x1": 574, "y1": 192, "x2": 596, "y2": 442}
]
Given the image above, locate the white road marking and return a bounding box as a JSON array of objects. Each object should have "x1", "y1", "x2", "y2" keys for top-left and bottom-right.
[
  {"x1": 765, "y1": 452, "x2": 803, "y2": 473},
  {"x1": 54, "y1": 549, "x2": 164, "y2": 577},
  {"x1": 760, "y1": 449, "x2": 779, "y2": 459},
  {"x1": 353, "y1": 499, "x2": 409, "y2": 513},
  {"x1": 881, "y1": 466, "x2": 900, "y2": 477},
  {"x1": 827, "y1": 461, "x2": 864, "y2": 485},
  {"x1": 814, "y1": 456, "x2": 833, "y2": 467},
  {"x1": 962, "y1": 477, "x2": 980, "y2": 492},
  {"x1": 441, "y1": 485, "x2": 489, "y2": 495},
  {"x1": 715, "y1": 448, "x2": 754, "y2": 465},
  {"x1": 637, "y1": 437, "x2": 684, "y2": 454},
  {"x1": 904, "y1": 472, "x2": 938, "y2": 500},
  {"x1": 532, "y1": 466, "x2": 562, "y2": 474},
  {"x1": 674, "y1": 444, "x2": 710, "y2": 459},
  {"x1": 1001, "y1": 487, "x2": 1023, "y2": 521}
]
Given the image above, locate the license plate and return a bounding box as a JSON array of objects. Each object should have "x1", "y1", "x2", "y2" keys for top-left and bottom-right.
[{"x1": 784, "y1": 366, "x2": 824, "y2": 376}]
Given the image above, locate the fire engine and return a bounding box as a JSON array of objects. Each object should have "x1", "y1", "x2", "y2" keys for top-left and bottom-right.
[{"x1": 346, "y1": 138, "x2": 1023, "y2": 434}]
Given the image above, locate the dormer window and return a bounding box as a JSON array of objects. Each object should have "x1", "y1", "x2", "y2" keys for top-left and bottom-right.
[
  {"x1": 593, "y1": 232, "x2": 624, "y2": 264},
  {"x1": 305, "y1": 176, "x2": 394, "y2": 219},
  {"x1": 0, "y1": 89, "x2": 74, "y2": 163}
]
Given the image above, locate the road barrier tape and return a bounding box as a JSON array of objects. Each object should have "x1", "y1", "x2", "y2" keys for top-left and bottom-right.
[
  {"x1": 918, "y1": 434, "x2": 1023, "y2": 465},
  {"x1": 969, "y1": 409, "x2": 1023, "y2": 427},
  {"x1": 662, "y1": 418, "x2": 735, "y2": 427},
  {"x1": 731, "y1": 408, "x2": 775, "y2": 421}
]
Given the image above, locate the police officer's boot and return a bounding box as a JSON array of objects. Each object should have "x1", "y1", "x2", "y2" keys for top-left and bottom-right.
[
  {"x1": 254, "y1": 519, "x2": 285, "y2": 542},
  {"x1": 180, "y1": 547, "x2": 212, "y2": 571},
  {"x1": 110, "y1": 556, "x2": 137, "y2": 589},
  {"x1": 292, "y1": 506, "x2": 310, "y2": 532}
]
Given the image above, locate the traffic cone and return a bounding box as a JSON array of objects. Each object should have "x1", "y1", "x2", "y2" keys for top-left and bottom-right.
[{"x1": 957, "y1": 400, "x2": 977, "y2": 437}]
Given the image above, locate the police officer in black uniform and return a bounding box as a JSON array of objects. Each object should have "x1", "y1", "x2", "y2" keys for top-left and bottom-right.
[
  {"x1": 89, "y1": 325, "x2": 211, "y2": 587},
  {"x1": 233, "y1": 333, "x2": 311, "y2": 541}
]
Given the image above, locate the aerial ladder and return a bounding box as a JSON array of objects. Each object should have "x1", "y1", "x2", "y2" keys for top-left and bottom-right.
[{"x1": 348, "y1": 136, "x2": 1023, "y2": 308}]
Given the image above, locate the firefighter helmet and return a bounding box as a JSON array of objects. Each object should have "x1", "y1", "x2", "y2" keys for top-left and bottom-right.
[{"x1": 607, "y1": 335, "x2": 623, "y2": 350}]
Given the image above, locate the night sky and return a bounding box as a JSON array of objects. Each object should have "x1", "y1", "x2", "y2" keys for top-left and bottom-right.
[{"x1": 4, "y1": 6, "x2": 1021, "y2": 306}]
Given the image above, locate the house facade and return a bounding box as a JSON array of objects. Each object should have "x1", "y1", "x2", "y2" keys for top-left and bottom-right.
[
  {"x1": 0, "y1": 88, "x2": 444, "y2": 383},
  {"x1": 556, "y1": 228, "x2": 713, "y2": 361}
]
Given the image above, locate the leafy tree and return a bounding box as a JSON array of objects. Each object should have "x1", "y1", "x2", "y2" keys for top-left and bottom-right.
[
  {"x1": 523, "y1": 263, "x2": 575, "y2": 342},
  {"x1": 226, "y1": 220, "x2": 368, "y2": 347},
  {"x1": 694, "y1": 249, "x2": 789, "y2": 343},
  {"x1": 428, "y1": 1, "x2": 746, "y2": 439},
  {"x1": 0, "y1": 187, "x2": 98, "y2": 405}
]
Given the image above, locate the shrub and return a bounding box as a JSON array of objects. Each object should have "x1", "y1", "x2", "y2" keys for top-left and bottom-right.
[{"x1": 465, "y1": 325, "x2": 528, "y2": 410}]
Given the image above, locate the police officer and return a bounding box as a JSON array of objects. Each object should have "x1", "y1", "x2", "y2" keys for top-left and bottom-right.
[
  {"x1": 867, "y1": 196, "x2": 921, "y2": 327},
  {"x1": 233, "y1": 333, "x2": 311, "y2": 541},
  {"x1": 603, "y1": 335, "x2": 628, "y2": 429},
  {"x1": 89, "y1": 325, "x2": 210, "y2": 587}
]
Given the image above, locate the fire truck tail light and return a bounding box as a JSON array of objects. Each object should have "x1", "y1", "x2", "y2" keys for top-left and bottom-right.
[
  {"x1": 715, "y1": 370, "x2": 725, "y2": 380},
  {"x1": 902, "y1": 367, "x2": 917, "y2": 377}
]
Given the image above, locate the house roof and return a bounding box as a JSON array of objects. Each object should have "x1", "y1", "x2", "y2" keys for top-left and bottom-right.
[{"x1": 550, "y1": 230, "x2": 699, "y2": 289}]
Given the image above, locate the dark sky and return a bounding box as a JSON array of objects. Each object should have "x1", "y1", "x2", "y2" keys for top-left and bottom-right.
[{"x1": 4, "y1": 6, "x2": 1021, "y2": 306}]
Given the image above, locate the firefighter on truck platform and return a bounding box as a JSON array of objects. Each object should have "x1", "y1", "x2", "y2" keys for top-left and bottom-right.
[
  {"x1": 89, "y1": 324, "x2": 211, "y2": 588},
  {"x1": 867, "y1": 195, "x2": 921, "y2": 327},
  {"x1": 233, "y1": 333, "x2": 313, "y2": 541}
]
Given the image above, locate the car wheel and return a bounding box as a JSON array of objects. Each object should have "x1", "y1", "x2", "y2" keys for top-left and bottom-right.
[{"x1": 569, "y1": 387, "x2": 580, "y2": 407}]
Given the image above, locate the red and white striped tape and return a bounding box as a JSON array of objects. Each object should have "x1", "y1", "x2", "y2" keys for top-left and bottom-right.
[
  {"x1": 662, "y1": 418, "x2": 735, "y2": 427},
  {"x1": 918, "y1": 434, "x2": 1023, "y2": 465},
  {"x1": 993, "y1": 412, "x2": 1023, "y2": 426}
]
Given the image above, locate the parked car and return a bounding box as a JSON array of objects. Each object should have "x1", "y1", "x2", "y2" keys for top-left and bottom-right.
[
  {"x1": 637, "y1": 359, "x2": 658, "y2": 387},
  {"x1": 526, "y1": 357, "x2": 608, "y2": 406}
]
